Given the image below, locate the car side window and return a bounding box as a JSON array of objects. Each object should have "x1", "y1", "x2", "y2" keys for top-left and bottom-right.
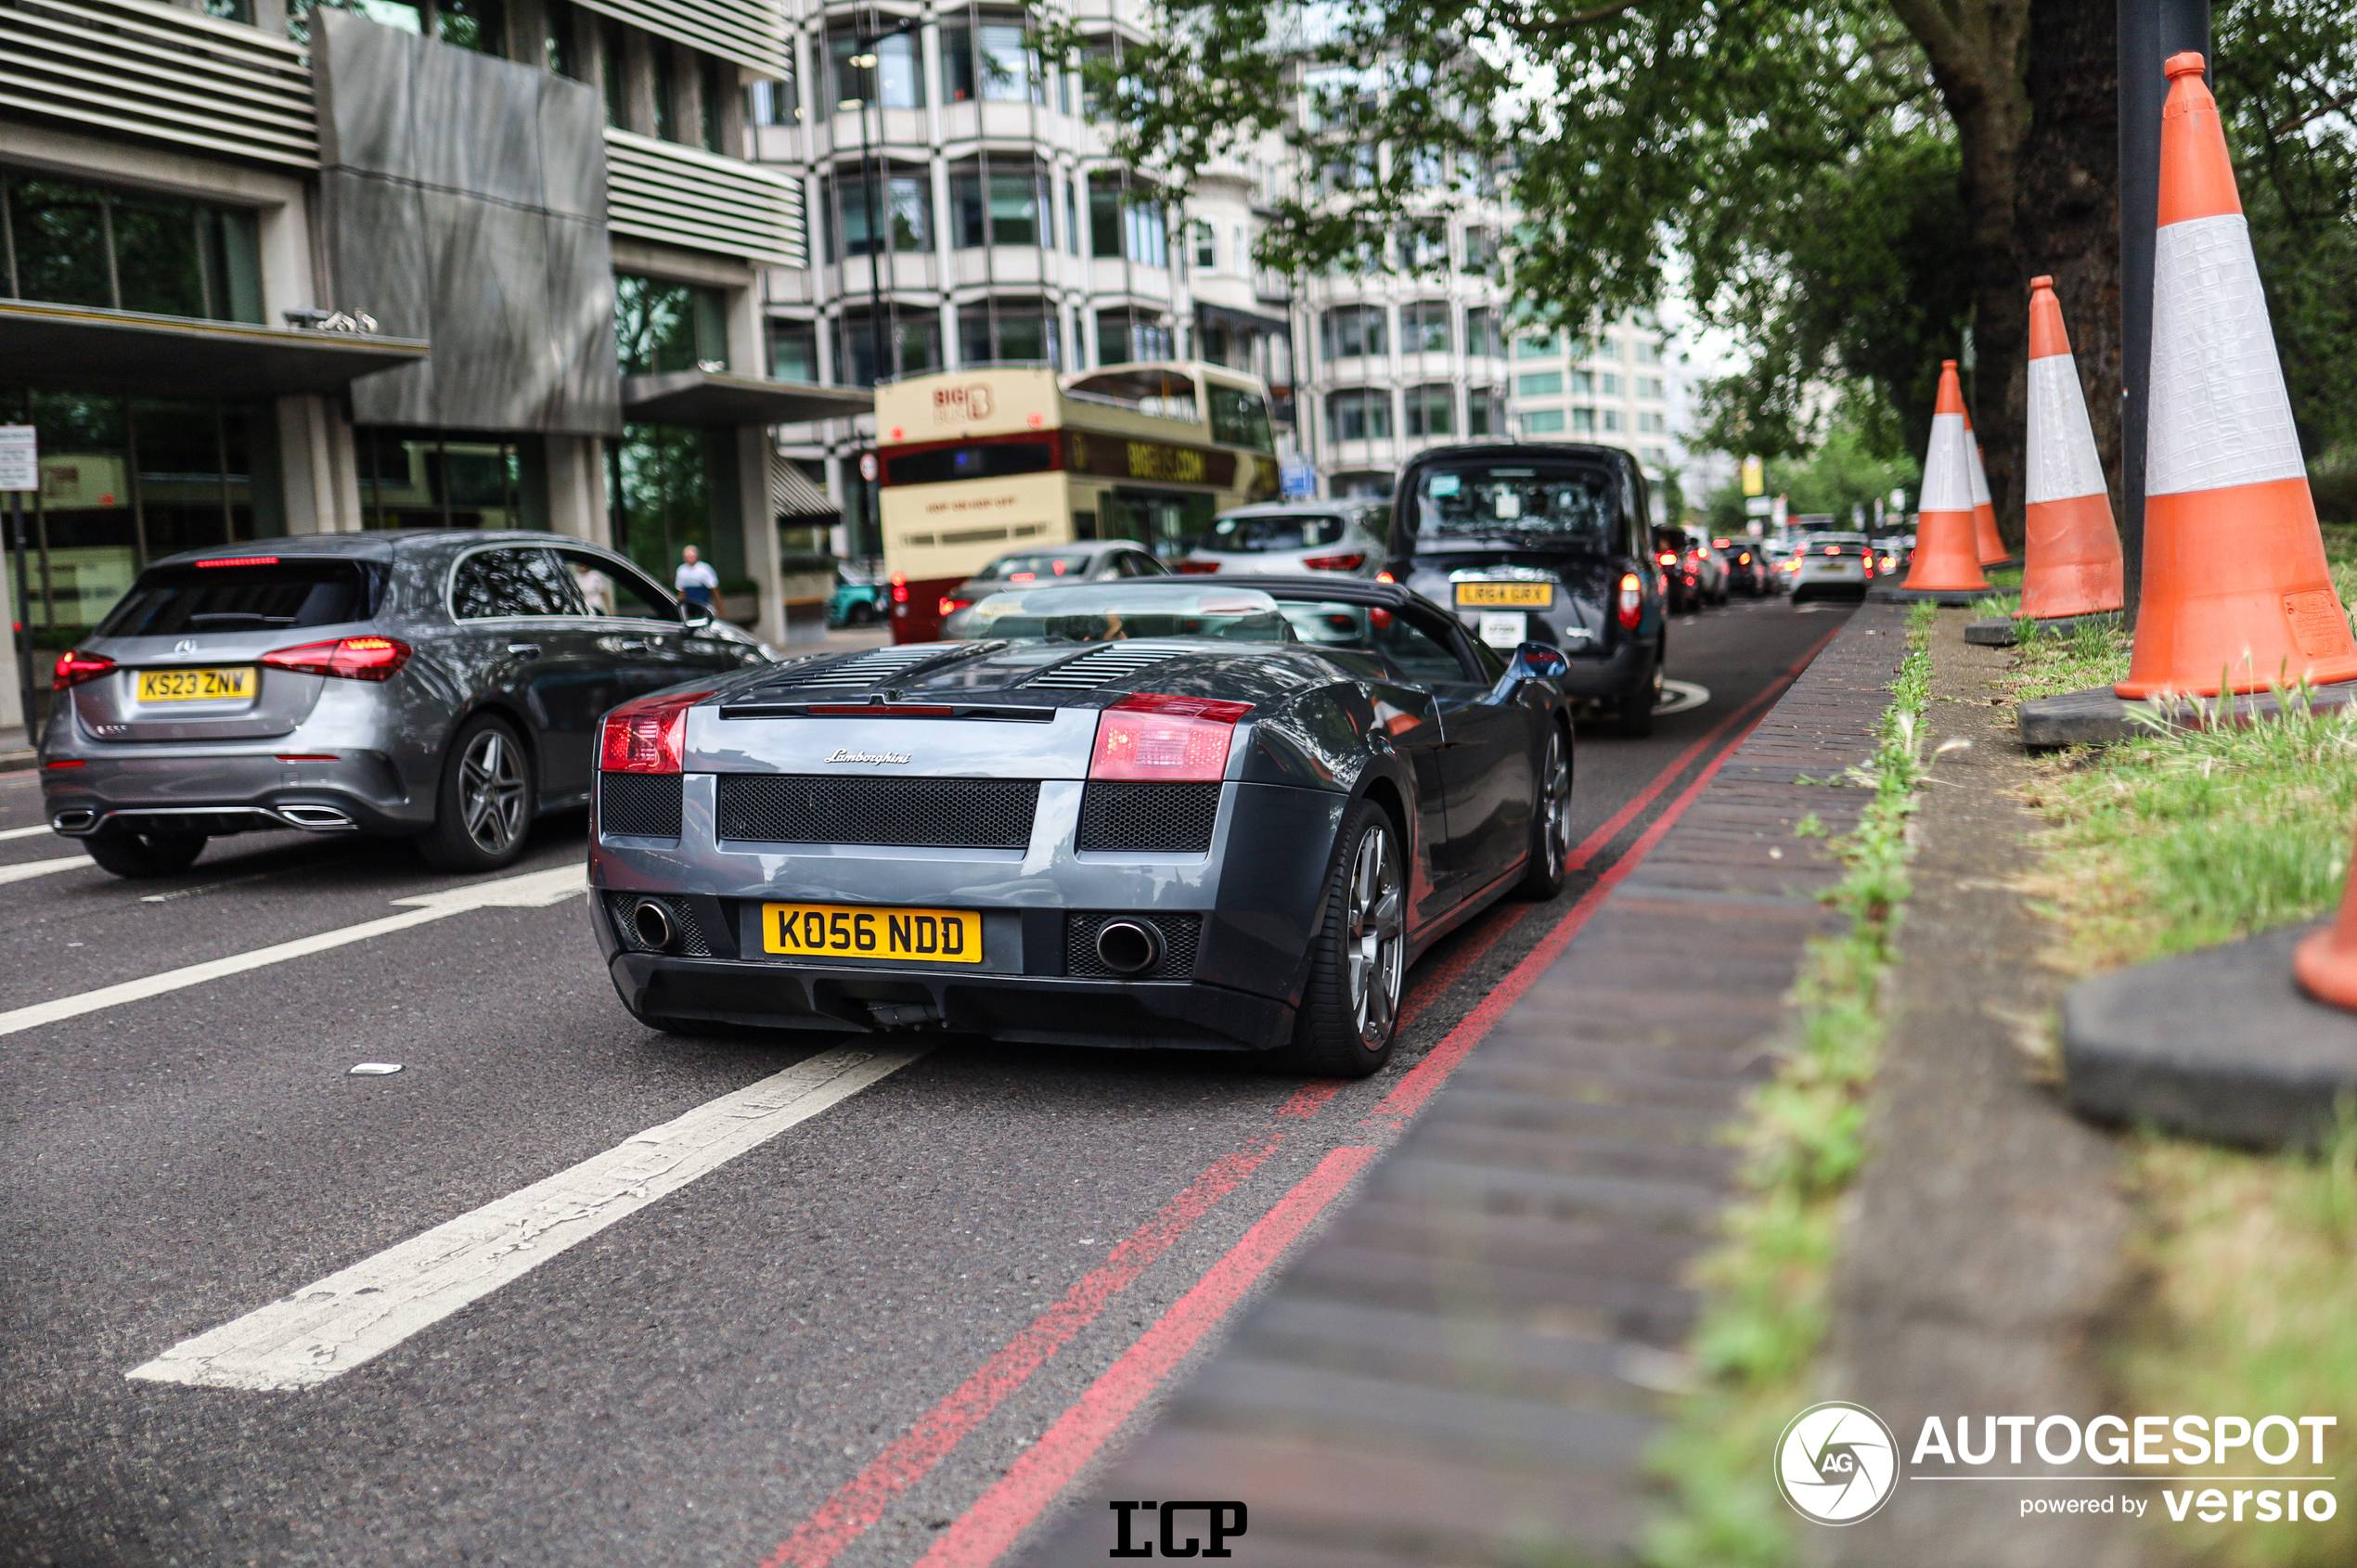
[
  {"x1": 451, "y1": 546, "x2": 585, "y2": 620},
  {"x1": 1376, "y1": 610, "x2": 1477, "y2": 686},
  {"x1": 1132, "y1": 551, "x2": 1166, "y2": 576},
  {"x1": 556, "y1": 547, "x2": 676, "y2": 622}
]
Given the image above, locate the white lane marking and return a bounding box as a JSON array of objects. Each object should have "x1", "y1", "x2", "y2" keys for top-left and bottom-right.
[
  {"x1": 0, "y1": 824, "x2": 55, "y2": 842},
  {"x1": 130, "y1": 1045, "x2": 928, "y2": 1391},
  {"x1": 0, "y1": 855, "x2": 84, "y2": 886},
  {"x1": 0, "y1": 865, "x2": 585, "y2": 1038},
  {"x1": 1654, "y1": 680, "x2": 1711, "y2": 716}
]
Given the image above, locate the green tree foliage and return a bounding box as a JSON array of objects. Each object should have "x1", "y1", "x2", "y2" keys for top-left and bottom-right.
[{"x1": 1706, "y1": 411, "x2": 1921, "y2": 533}]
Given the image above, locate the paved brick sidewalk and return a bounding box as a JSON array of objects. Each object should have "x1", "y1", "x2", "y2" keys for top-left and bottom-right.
[{"x1": 1021, "y1": 604, "x2": 1912, "y2": 1567}]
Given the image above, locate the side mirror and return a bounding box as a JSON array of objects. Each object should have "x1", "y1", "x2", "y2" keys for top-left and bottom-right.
[
  {"x1": 1513, "y1": 641, "x2": 1570, "y2": 681},
  {"x1": 681, "y1": 601, "x2": 716, "y2": 629}
]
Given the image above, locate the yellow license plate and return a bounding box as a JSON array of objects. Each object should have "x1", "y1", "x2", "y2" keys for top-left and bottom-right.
[
  {"x1": 760, "y1": 902, "x2": 983, "y2": 964},
  {"x1": 1454, "y1": 581, "x2": 1553, "y2": 608},
  {"x1": 135, "y1": 666, "x2": 255, "y2": 702}
]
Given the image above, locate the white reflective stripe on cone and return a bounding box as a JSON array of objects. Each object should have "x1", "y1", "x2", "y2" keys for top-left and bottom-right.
[
  {"x1": 1968, "y1": 435, "x2": 1993, "y2": 507},
  {"x1": 2025, "y1": 355, "x2": 2109, "y2": 506},
  {"x1": 1919, "y1": 412, "x2": 1976, "y2": 513},
  {"x1": 2147, "y1": 212, "x2": 2306, "y2": 497}
]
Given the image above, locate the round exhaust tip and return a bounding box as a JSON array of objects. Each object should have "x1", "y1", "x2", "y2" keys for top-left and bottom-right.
[
  {"x1": 1095, "y1": 919, "x2": 1163, "y2": 976},
  {"x1": 630, "y1": 898, "x2": 676, "y2": 951}
]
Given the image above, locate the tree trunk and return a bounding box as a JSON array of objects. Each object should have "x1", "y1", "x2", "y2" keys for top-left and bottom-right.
[{"x1": 2016, "y1": 0, "x2": 2122, "y2": 521}]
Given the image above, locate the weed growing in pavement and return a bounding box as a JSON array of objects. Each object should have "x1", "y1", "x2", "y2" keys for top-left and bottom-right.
[{"x1": 1642, "y1": 602, "x2": 1935, "y2": 1568}]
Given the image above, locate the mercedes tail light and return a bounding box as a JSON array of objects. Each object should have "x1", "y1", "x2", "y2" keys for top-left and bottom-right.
[
  {"x1": 599, "y1": 688, "x2": 713, "y2": 775},
  {"x1": 53, "y1": 649, "x2": 116, "y2": 689},
  {"x1": 1088, "y1": 692, "x2": 1252, "y2": 782},
  {"x1": 1301, "y1": 552, "x2": 1366, "y2": 572},
  {"x1": 1616, "y1": 572, "x2": 1643, "y2": 630},
  {"x1": 260, "y1": 636, "x2": 412, "y2": 681},
  {"x1": 1174, "y1": 559, "x2": 1222, "y2": 574}
]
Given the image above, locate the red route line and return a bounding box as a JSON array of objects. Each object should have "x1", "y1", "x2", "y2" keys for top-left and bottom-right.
[{"x1": 908, "y1": 1148, "x2": 1383, "y2": 1568}]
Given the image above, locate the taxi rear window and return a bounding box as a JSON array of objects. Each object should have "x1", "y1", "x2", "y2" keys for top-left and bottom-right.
[{"x1": 97, "y1": 559, "x2": 377, "y2": 637}]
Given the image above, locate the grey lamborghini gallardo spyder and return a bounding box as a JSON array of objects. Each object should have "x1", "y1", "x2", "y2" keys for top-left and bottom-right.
[{"x1": 588, "y1": 577, "x2": 1575, "y2": 1075}]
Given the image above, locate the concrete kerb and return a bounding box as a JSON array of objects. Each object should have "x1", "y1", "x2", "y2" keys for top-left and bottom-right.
[
  {"x1": 2017, "y1": 678, "x2": 2357, "y2": 748},
  {"x1": 1964, "y1": 610, "x2": 2121, "y2": 648},
  {"x1": 1867, "y1": 584, "x2": 1985, "y2": 607}
]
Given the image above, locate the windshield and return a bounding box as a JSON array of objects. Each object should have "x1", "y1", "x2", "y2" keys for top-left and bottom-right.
[
  {"x1": 1208, "y1": 512, "x2": 1348, "y2": 553},
  {"x1": 97, "y1": 559, "x2": 375, "y2": 636},
  {"x1": 972, "y1": 551, "x2": 1095, "y2": 583},
  {"x1": 1410, "y1": 461, "x2": 1618, "y2": 553},
  {"x1": 944, "y1": 584, "x2": 1289, "y2": 642}
]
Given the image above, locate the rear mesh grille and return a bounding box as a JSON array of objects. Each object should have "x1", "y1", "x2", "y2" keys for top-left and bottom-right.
[
  {"x1": 761, "y1": 645, "x2": 947, "y2": 692},
  {"x1": 716, "y1": 775, "x2": 1038, "y2": 848},
  {"x1": 599, "y1": 772, "x2": 683, "y2": 838},
  {"x1": 1023, "y1": 642, "x2": 1192, "y2": 689},
  {"x1": 605, "y1": 893, "x2": 713, "y2": 958},
  {"x1": 1064, "y1": 913, "x2": 1204, "y2": 980},
  {"x1": 1076, "y1": 782, "x2": 1221, "y2": 853}
]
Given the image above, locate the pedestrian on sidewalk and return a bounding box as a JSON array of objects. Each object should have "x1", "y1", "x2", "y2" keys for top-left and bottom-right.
[{"x1": 674, "y1": 545, "x2": 719, "y2": 610}]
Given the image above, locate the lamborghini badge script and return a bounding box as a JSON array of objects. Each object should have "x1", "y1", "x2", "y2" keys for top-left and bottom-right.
[{"x1": 825, "y1": 749, "x2": 912, "y2": 765}]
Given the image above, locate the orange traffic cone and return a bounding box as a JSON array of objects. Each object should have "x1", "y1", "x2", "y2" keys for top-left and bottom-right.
[
  {"x1": 2117, "y1": 52, "x2": 2357, "y2": 699},
  {"x1": 2296, "y1": 837, "x2": 2357, "y2": 1010},
  {"x1": 2017, "y1": 276, "x2": 2126, "y2": 621},
  {"x1": 1902, "y1": 361, "x2": 1990, "y2": 593},
  {"x1": 1964, "y1": 416, "x2": 2007, "y2": 565}
]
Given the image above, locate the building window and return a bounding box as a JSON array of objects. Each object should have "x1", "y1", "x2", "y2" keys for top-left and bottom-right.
[
  {"x1": 700, "y1": 58, "x2": 725, "y2": 150},
  {"x1": 831, "y1": 171, "x2": 933, "y2": 258},
  {"x1": 768, "y1": 320, "x2": 818, "y2": 382},
  {"x1": 960, "y1": 300, "x2": 1060, "y2": 366},
  {"x1": 1064, "y1": 179, "x2": 1081, "y2": 254},
  {"x1": 944, "y1": 21, "x2": 1043, "y2": 105},
  {"x1": 1400, "y1": 301, "x2": 1451, "y2": 353},
  {"x1": 1515, "y1": 370, "x2": 1563, "y2": 398},
  {"x1": 1404, "y1": 384, "x2": 1454, "y2": 438},
  {"x1": 1521, "y1": 408, "x2": 1565, "y2": 435},
  {"x1": 600, "y1": 19, "x2": 625, "y2": 125},
  {"x1": 833, "y1": 311, "x2": 941, "y2": 388},
  {"x1": 1634, "y1": 338, "x2": 1664, "y2": 365},
  {"x1": 1465, "y1": 308, "x2": 1502, "y2": 359},
  {"x1": 1461, "y1": 225, "x2": 1496, "y2": 276},
  {"x1": 436, "y1": 0, "x2": 504, "y2": 54},
  {"x1": 1398, "y1": 219, "x2": 1447, "y2": 273},
  {"x1": 1601, "y1": 408, "x2": 1624, "y2": 432},
  {"x1": 650, "y1": 41, "x2": 678, "y2": 140},
  {"x1": 1514, "y1": 332, "x2": 1558, "y2": 359},
  {"x1": 1638, "y1": 376, "x2": 1666, "y2": 399},
  {"x1": 1, "y1": 171, "x2": 264, "y2": 324},
  {"x1": 950, "y1": 163, "x2": 1049, "y2": 248},
  {"x1": 1569, "y1": 369, "x2": 1595, "y2": 395},
  {"x1": 829, "y1": 30, "x2": 924, "y2": 109},
  {"x1": 1599, "y1": 371, "x2": 1622, "y2": 396},
  {"x1": 614, "y1": 275, "x2": 728, "y2": 377},
  {"x1": 1466, "y1": 387, "x2": 1504, "y2": 437},
  {"x1": 1191, "y1": 220, "x2": 1217, "y2": 271},
  {"x1": 544, "y1": 0, "x2": 576, "y2": 77},
  {"x1": 356, "y1": 428, "x2": 538, "y2": 532},
  {"x1": 747, "y1": 78, "x2": 795, "y2": 125},
  {"x1": 609, "y1": 424, "x2": 739, "y2": 589},
  {"x1": 1571, "y1": 407, "x2": 1596, "y2": 432},
  {"x1": 1638, "y1": 410, "x2": 1669, "y2": 433},
  {"x1": 1319, "y1": 304, "x2": 1387, "y2": 361},
  {"x1": 1326, "y1": 388, "x2": 1392, "y2": 443},
  {"x1": 1094, "y1": 310, "x2": 1170, "y2": 366},
  {"x1": 1642, "y1": 444, "x2": 1669, "y2": 466},
  {"x1": 1088, "y1": 173, "x2": 1121, "y2": 256}
]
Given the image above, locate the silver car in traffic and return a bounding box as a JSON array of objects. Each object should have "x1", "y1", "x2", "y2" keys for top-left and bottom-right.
[
  {"x1": 1176, "y1": 500, "x2": 1387, "y2": 578},
  {"x1": 39, "y1": 532, "x2": 774, "y2": 877}
]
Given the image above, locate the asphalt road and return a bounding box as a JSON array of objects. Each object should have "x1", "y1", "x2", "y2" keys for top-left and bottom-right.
[{"x1": 0, "y1": 594, "x2": 1850, "y2": 1568}]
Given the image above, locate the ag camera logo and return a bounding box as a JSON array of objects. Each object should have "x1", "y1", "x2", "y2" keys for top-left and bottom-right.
[{"x1": 1776, "y1": 1402, "x2": 1900, "y2": 1524}]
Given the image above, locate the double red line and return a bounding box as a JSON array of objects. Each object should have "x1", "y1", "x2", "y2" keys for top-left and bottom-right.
[{"x1": 758, "y1": 625, "x2": 1837, "y2": 1568}]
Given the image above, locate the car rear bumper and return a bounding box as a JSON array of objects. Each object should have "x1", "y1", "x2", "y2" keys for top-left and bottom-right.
[
  {"x1": 1553, "y1": 636, "x2": 1651, "y2": 707},
  {"x1": 605, "y1": 948, "x2": 1294, "y2": 1050},
  {"x1": 40, "y1": 749, "x2": 427, "y2": 837}
]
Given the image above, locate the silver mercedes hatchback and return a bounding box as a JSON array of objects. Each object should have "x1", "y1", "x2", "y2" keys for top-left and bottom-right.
[{"x1": 39, "y1": 531, "x2": 775, "y2": 877}]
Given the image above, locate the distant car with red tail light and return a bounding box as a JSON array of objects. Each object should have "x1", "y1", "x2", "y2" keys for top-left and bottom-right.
[{"x1": 1175, "y1": 500, "x2": 1387, "y2": 580}]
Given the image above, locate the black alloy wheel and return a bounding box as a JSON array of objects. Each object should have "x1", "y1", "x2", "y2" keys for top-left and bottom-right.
[
  {"x1": 1517, "y1": 726, "x2": 1573, "y2": 899},
  {"x1": 419, "y1": 713, "x2": 535, "y2": 872},
  {"x1": 1275, "y1": 800, "x2": 1407, "y2": 1076}
]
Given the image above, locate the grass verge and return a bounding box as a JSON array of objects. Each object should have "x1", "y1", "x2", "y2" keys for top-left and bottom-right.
[
  {"x1": 2008, "y1": 527, "x2": 2357, "y2": 1564},
  {"x1": 1641, "y1": 601, "x2": 1936, "y2": 1568}
]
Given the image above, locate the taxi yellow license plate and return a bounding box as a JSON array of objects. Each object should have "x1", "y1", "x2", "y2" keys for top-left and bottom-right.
[
  {"x1": 1454, "y1": 581, "x2": 1553, "y2": 608},
  {"x1": 761, "y1": 902, "x2": 983, "y2": 964},
  {"x1": 136, "y1": 666, "x2": 255, "y2": 702}
]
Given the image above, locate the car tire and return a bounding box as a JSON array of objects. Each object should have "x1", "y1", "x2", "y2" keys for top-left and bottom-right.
[
  {"x1": 847, "y1": 600, "x2": 878, "y2": 626},
  {"x1": 419, "y1": 713, "x2": 535, "y2": 874},
  {"x1": 1270, "y1": 799, "x2": 1406, "y2": 1078},
  {"x1": 1609, "y1": 641, "x2": 1665, "y2": 739},
  {"x1": 82, "y1": 827, "x2": 206, "y2": 879},
  {"x1": 1516, "y1": 726, "x2": 1572, "y2": 900}
]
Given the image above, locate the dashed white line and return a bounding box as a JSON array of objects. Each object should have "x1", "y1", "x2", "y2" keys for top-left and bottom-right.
[
  {"x1": 0, "y1": 855, "x2": 83, "y2": 886},
  {"x1": 0, "y1": 824, "x2": 55, "y2": 842},
  {"x1": 0, "y1": 864, "x2": 586, "y2": 1037},
  {"x1": 129, "y1": 1044, "x2": 928, "y2": 1391}
]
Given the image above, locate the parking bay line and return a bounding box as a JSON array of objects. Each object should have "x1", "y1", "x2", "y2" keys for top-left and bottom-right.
[
  {"x1": 0, "y1": 824, "x2": 57, "y2": 842},
  {"x1": 0, "y1": 855, "x2": 84, "y2": 887},
  {"x1": 0, "y1": 864, "x2": 586, "y2": 1038},
  {"x1": 130, "y1": 1044, "x2": 928, "y2": 1392}
]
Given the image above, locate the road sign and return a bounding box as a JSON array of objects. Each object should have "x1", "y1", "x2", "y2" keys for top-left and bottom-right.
[
  {"x1": 1745, "y1": 495, "x2": 1772, "y2": 517},
  {"x1": 1279, "y1": 456, "x2": 1318, "y2": 500},
  {"x1": 0, "y1": 425, "x2": 34, "y2": 493}
]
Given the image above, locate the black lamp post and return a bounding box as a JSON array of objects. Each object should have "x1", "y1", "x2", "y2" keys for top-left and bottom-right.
[{"x1": 841, "y1": 16, "x2": 918, "y2": 562}]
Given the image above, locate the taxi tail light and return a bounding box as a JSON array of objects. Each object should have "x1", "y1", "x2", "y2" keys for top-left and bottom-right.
[
  {"x1": 53, "y1": 649, "x2": 116, "y2": 689},
  {"x1": 260, "y1": 636, "x2": 412, "y2": 681},
  {"x1": 1173, "y1": 559, "x2": 1222, "y2": 574},
  {"x1": 939, "y1": 596, "x2": 971, "y2": 617},
  {"x1": 599, "y1": 688, "x2": 713, "y2": 774},
  {"x1": 1656, "y1": 551, "x2": 1677, "y2": 565},
  {"x1": 1088, "y1": 691, "x2": 1253, "y2": 783},
  {"x1": 1301, "y1": 552, "x2": 1366, "y2": 572},
  {"x1": 1616, "y1": 572, "x2": 1643, "y2": 629}
]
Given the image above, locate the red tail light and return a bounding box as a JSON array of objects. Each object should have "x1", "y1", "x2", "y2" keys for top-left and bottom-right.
[
  {"x1": 196, "y1": 556, "x2": 279, "y2": 568},
  {"x1": 1088, "y1": 692, "x2": 1252, "y2": 782},
  {"x1": 1374, "y1": 571, "x2": 1395, "y2": 584},
  {"x1": 53, "y1": 649, "x2": 115, "y2": 689},
  {"x1": 939, "y1": 597, "x2": 971, "y2": 617},
  {"x1": 598, "y1": 688, "x2": 713, "y2": 775},
  {"x1": 1822, "y1": 544, "x2": 1840, "y2": 556},
  {"x1": 260, "y1": 636, "x2": 412, "y2": 681},
  {"x1": 889, "y1": 572, "x2": 908, "y2": 605},
  {"x1": 1174, "y1": 559, "x2": 1221, "y2": 574},
  {"x1": 1616, "y1": 572, "x2": 1643, "y2": 630},
  {"x1": 1656, "y1": 552, "x2": 1677, "y2": 566},
  {"x1": 1738, "y1": 552, "x2": 1751, "y2": 565},
  {"x1": 1300, "y1": 552, "x2": 1366, "y2": 572}
]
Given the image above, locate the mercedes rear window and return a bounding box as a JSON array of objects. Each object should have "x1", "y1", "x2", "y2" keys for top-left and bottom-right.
[
  {"x1": 1209, "y1": 513, "x2": 1347, "y2": 552},
  {"x1": 1407, "y1": 461, "x2": 1619, "y2": 553},
  {"x1": 97, "y1": 559, "x2": 377, "y2": 637}
]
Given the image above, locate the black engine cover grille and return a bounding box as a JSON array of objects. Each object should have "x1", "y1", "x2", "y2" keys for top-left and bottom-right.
[
  {"x1": 599, "y1": 772, "x2": 683, "y2": 838},
  {"x1": 1064, "y1": 912, "x2": 1204, "y2": 980},
  {"x1": 1076, "y1": 782, "x2": 1221, "y2": 854},
  {"x1": 716, "y1": 775, "x2": 1039, "y2": 848}
]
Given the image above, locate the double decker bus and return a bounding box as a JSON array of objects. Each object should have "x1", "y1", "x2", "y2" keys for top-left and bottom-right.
[{"x1": 871, "y1": 362, "x2": 1282, "y2": 642}]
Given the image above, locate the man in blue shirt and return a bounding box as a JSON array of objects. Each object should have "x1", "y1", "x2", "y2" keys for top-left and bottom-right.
[{"x1": 674, "y1": 544, "x2": 720, "y2": 609}]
